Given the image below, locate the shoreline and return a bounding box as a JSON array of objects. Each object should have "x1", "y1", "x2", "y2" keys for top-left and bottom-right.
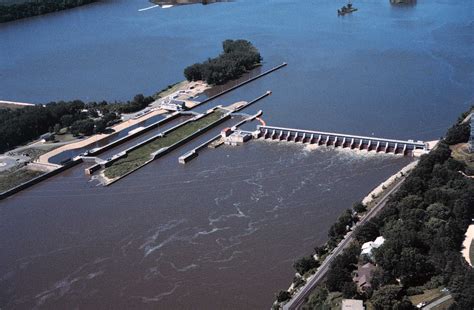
[
  {"x1": 462, "y1": 225, "x2": 474, "y2": 267},
  {"x1": 38, "y1": 80, "x2": 209, "y2": 165},
  {"x1": 37, "y1": 109, "x2": 168, "y2": 164},
  {"x1": 362, "y1": 160, "x2": 418, "y2": 206}
]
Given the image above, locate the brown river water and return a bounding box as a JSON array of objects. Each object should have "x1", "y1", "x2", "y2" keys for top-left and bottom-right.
[{"x1": 0, "y1": 0, "x2": 473, "y2": 308}]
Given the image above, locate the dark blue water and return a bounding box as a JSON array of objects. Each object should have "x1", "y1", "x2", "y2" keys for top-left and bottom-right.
[
  {"x1": 0, "y1": 0, "x2": 473, "y2": 309},
  {"x1": 1, "y1": 0, "x2": 472, "y2": 140}
]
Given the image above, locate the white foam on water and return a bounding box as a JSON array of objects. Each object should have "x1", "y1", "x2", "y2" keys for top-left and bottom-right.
[
  {"x1": 208, "y1": 204, "x2": 249, "y2": 225},
  {"x1": 192, "y1": 227, "x2": 230, "y2": 239},
  {"x1": 138, "y1": 283, "x2": 180, "y2": 303},
  {"x1": 169, "y1": 262, "x2": 198, "y2": 272}
]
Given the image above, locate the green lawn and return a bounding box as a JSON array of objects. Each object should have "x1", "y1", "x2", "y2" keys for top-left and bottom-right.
[
  {"x1": 153, "y1": 81, "x2": 187, "y2": 99},
  {"x1": 451, "y1": 143, "x2": 474, "y2": 171},
  {"x1": 431, "y1": 298, "x2": 454, "y2": 310},
  {"x1": 409, "y1": 288, "x2": 445, "y2": 306},
  {"x1": 0, "y1": 168, "x2": 44, "y2": 193},
  {"x1": 104, "y1": 110, "x2": 224, "y2": 179}
]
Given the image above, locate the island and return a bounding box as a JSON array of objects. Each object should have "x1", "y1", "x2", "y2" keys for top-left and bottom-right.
[
  {"x1": 0, "y1": 0, "x2": 96, "y2": 23},
  {"x1": 184, "y1": 39, "x2": 262, "y2": 85}
]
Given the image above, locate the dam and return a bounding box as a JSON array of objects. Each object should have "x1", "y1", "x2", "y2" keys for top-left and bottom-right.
[{"x1": 256, "y1": 125, "x2": 428, "y2": 156}]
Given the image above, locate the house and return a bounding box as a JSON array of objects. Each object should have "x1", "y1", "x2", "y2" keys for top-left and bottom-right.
[
  {"x1": 361, "y1": 236, "x2": 385, "y2": 259},
  {"x1": 353, "y1": 262, "x2": 376, "y2": 292},
  {"x1": 342, "y1": 299, "x2": 364, "y2": 310}
]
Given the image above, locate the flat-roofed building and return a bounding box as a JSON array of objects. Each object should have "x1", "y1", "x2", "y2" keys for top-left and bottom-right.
[{"x1": 342, "y1": 299, "x2": 364, "y2": 310}]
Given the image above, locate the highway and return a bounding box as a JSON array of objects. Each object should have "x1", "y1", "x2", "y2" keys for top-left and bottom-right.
[{"x1": 283, "y1": 174, "x2": 408, "y2": 310}]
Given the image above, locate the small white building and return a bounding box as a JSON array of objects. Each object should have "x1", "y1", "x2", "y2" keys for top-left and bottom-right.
[
  {"x1": 342, "y1": 299, "x2": 364, "y2": 310},
  {"x1": 361, "y1": 236, "x2": 385, "y2": 259},
  {"x1": 224, "y1": 131, "x2": 251, "y2": 146}
]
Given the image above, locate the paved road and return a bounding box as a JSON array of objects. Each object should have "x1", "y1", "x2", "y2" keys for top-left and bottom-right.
[
  {"x1": 283, "y1": 175, "x2": 408, "y2": 310},
  {"x1": 423, "y1": 295, "x2": 452, "y2": 310}
]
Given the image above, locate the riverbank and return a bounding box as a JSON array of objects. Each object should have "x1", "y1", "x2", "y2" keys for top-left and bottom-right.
[
  {"x1": 362, "y1": 160, "x2": 418, "y2": 207},
  {"x1": 37, "y1": 109, "x2": 167, "y2": 164},
  {"x1": 38, "y1": 80, "x2": 208, "y2": 165},
  {"x1": 0, "y1": 0, "x2": 97, "y2": 23},
  {"x1": 462, "y1": 225, "x2": 474, "y2": 267},
  {"x1": 285, "y1": 111, "x2": 474, "y2": 309},
  {"x1": 360, "y1": 140, "x2": 439, "y2": 207},
  {"x1": 0, "y1": 100, "x2": 35, "y2": 109}
]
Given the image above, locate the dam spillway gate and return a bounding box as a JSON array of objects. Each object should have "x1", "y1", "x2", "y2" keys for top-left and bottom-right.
[{"x1": 256, "y1": 125, "x2": 427, "y2": 156}]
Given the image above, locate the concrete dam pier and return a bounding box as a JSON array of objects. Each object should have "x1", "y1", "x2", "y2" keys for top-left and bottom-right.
[{"x1": 256, "y1": 125, "x2": 428, "y2": 156}]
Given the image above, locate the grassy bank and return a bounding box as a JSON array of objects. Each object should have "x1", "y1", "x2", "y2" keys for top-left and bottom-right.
[
  {"x1": 0, "y1": 167, "x2": 43, "y2": 193},
  {"x1": 104, "y1": 110, "x2": 225, "y2": 179},
  {"x1": 153, "y1": 81, "x2": 188, "y2": 99},
  {"x1": 451, "y1": 143, "x2": 474, "y2": 172}
]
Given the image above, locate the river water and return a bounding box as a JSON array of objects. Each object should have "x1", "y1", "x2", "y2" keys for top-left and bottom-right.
[{"x1": 0, "y1": 0, "x2": 473, "y2": 309}]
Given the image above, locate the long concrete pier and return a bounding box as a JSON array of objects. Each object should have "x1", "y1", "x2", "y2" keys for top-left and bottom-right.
[
  {"x1": 257, "y1": 125, "x2": 427, "y2": 156},
  {"x1": 193, "y1": 63, "x2": 286, "y2": 109}
]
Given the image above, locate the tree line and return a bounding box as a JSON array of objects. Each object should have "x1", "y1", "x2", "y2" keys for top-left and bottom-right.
[
  {"x1": 184, "y1": 39, "x2": 262, "y2": 85},
  {"x1": 0, "y1": 0, "x2": 96, "y2": 23},
  {"x1": 303, "y1": 109, "x2": 474, "y2": 309},
  {"x1": 275, "y1": 108, "x2": 473, "y2": 309},
  {"x1": 0, "y1": 93, "x2": 154, "y2": 153}
]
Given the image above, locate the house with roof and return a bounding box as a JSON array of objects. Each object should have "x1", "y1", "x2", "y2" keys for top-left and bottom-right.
[
  {"x1": 361, "y1": 236, "x2": 385, "y2": 260},
  {"x1": 353, "y1": 262, "x2": 376, "y2": 292},
  {"x1": 342, "y1": 299, "x2": 364, "y2": 310}
]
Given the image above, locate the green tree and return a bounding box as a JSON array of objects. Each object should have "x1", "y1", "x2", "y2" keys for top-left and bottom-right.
[
  {"x1": 341, "y1": 281, "x2": 358, "y2": 298},
  {"x1": 354, "y1": 219, "x2": 380, "y2": 244},
  {"x1": 305, "y1": 286, "x2": 330, "y2": 309},
  {"x1": 60, "y1": 114, "x2": 74, "y2": 127},
  {"x1": 444, "y1": 122, "x2": 470, "y2": 145},
  {"x1": 70, "y1": 119, "x2": 94, "y2": 136},
  {"x1": 293, "y1": 255, "x2": 319, "y2": 275},
  {"x1": 183, "y1": 40, "x2": 262, "y2": 85},
  {"x1": 353, "y1": 201, "x2": 367, "y2": 213},
  {"x1": 276, "y1": 290, "x2": 291, "y2": 303},
  {"x1": 371, "y1": 285, "x2": 412, "y2": 310},
  {"x1": 94, "y1": 119, "x2": 107, "y2": 134},
  {"x1": 53, "y1": 123, "x2": 62, "y2": 134}
]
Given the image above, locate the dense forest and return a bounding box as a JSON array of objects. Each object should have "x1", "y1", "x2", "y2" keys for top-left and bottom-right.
[
  {"x1": 279, "y1": 109, "x2": 474, "y2": 309},
  {"x1": 184, "y1": 39, "x2": 262, "y2": 85},
  {"x1": 0, "y1": 94, "x2": 154, "y2": 153},
  {"x1": 0, "y1": 0, "x2": 96, "y2": 23}
]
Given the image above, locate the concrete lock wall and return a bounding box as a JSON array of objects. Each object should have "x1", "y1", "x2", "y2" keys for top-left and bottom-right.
[
  {"x1": 105, "y1": 114, "x2": 231, "y2": 186},
  {"x1": 89, "y1": 112, "x2": 181, "y2": 156},
  {"x1": 0, "y1": 159, "x2": 83, "y2": 201}
]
